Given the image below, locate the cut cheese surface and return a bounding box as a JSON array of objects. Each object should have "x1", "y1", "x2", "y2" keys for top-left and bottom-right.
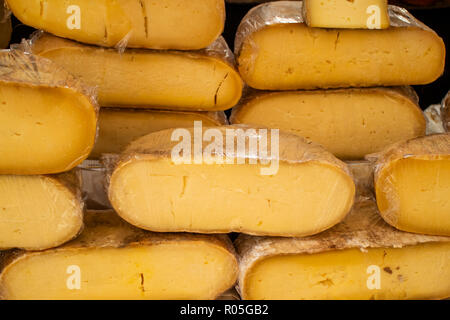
[
  {"x1": 304, "y1": 0, "x2": 389, "y2": 29},
  {"x1": 91, "y1": 109, "x2": 227, "y2": 159},
  {"x1": 0, "y1": 50, "x2": 98, "y2": 175},
  {"x1": 231, "y1": 88, "x2": 425, "y2": 159},
  {"x1": 0, "y1": 172, "x2": 83, "y2": 251},
  {"x1": 6, "y1": 0, "x2": 225, "y2": 50},
  {"x1": 236, "y1": 3, "x2": 445, "y2": 90},
  {"x1": 0, "y1": 211, "x2": 238, "y2": 300},
  {"x1": 0, "y1": 0, "x2": 12, "y2": 48},
  {"x1": 108, "y1": 127, "x2": 355, "y2": 237},
  {"x1": 374, "y1": 134, "x2": 450, "y2": 236},
  {"x1": 32, "y1": 34, "x2": 243, "y2": 110},
  {"x1": 237, "y1": 200, "x2": 450, "y2": 300}
]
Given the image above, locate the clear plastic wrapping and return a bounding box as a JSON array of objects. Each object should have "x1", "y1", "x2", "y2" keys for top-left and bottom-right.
[
  {"x1": 424, "y1": 104, "x2": 445, "y2": 134},
  {"x1": 0, "y1": 0, "x2": 11, "y2": 49},
  {"x1": 442, "y1": 90, "x2": 450, "y2": 132},
  {"x1": 78, "y1": 160, "x2": 111, "y2": 210}
]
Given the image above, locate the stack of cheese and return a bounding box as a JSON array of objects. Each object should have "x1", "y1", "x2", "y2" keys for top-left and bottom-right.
[
  {"x1": 229, "y1": 1, "x2": 450, "y2": 299},
  {"x1": 0, "y1": 0, "x2": 241, "y2": 300}
]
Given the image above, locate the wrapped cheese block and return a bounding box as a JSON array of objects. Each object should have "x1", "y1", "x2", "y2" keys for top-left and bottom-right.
[
  {"x1": 0, "y1": 50, "x2": 98, "y2": 175},
  {"x1": 0, "y1": 0, "x2": 11, "y2": 48},
  {"x1": 303, "y1": 0, "x2": 390, "y2": 29},
  {"x1": 443, "y1": 91, "x2": 450, "y2": 132},
  {"x1": 373, "y1": 134, "x2": 450, "y2": 236},
  {"x1": 236, "y1": 200, "x2": 450, "y2": 300},
  {"x1": 231, "y1": 87, "x2": 425, "y2": 160},
  {"x1": 6, "y1": 0, "x2": 225, "y2": 50},
  {"x1": 0, "y1": 211, "x2": 238, "y2": 300},
  {"x1": 0, "y1": 171, "x2": 83, "y2": 251},
  {"x1": 107, "y1": 126, "x2": 355, "y2": 237},
  {"x1": 235, "y1": 2, "x2": 445, "y2": 90},
  {"x1": 32, "y1": 33, "x2": 243, "y2": 110},
  {"x1": 91, "y1": 109, "x2": 228, "y2": 159}
]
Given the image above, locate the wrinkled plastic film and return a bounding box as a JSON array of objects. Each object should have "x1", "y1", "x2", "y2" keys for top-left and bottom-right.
[
  {"x1": 78, "y1": 160, "x2": 112, "y2": 210},
  {"x1": 0, "y1": 0, "x2": 11, "y2": 49},
  {"x1": 425, "y1": 104, "x2": 445, "y2": 134},
  {"x1": 442, "y1": 90, "x2": 450, "y2": 132}
]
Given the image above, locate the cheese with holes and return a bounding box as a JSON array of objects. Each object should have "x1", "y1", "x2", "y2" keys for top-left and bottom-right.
[
  {"x1": 303, "y1": 0, "x2": 389, "y2": 29},
  {"x1": 0, "y1": 171, "x2": 83, "y2": 251},
  {"x1": 0, "y1": 50, "x2": 98, "y2": 175},
  {"x1": 107, "y1": 127, "x2": 355, "y2": 237},
  {"x1": 230, "y1": 88, "x2": 426, "y2": 159},
  {"x1": 374, "y1": 134, "x2": 450, "y2": 236},
  {"x1": 91, "y1": 109, "x2": 227, "y2": 159},
  {"x1": 0, "y1": 211, "x2": 238, "y2": 300},
  {"x1": 0, "y1": 0, "x2": 11, "y2": 48},
  {"x1": 237, "y1": 200, "x2": 450, "y2": 300},
  {"x1": 236, "y1": 3, "x2": 445, "y2": 90},
  {"x1": 32, "y1": 34, "x2": 243, "y2": 110},
  {"x1": 6, "y1": 0, "x2": 225, "y2": 50}
]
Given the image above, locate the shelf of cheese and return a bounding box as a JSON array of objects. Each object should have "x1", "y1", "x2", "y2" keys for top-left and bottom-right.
[
  {"x1": 0, "y1": 50, "x2": 98, "y2": 175},
  {"x1": 0, "y1": 211, "x2": 238, "y2": 300},
  {"x1": 31, "y1": 33, "x2": 243, "y2": 111},
  {"x1": 6, "y1": 0, "x2": 225, "y2": 50}
]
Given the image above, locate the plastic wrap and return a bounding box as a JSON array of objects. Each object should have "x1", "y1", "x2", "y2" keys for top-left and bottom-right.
[
  {"x1": 235, "y1": 199, "x2": 450, "y2": 299},
  {"x1": 0, "y1": 169, "x2": 84, "y2": 251},
  {"x1": 424, "y1": 104, "x2": 445, "y2": 134},
  {"x1": 442, "y1": 90, "x2": 450, "y2": 132},
  {"x1": 0, "y1": 210, "x2": 239, "y2": 300},
  {"x1": 0, "y1": 48, "x2": 99, "y2": 174},
  {"x1": 235, "y1": 1, "x2": 428, "y2": 53},
  {"x1": 79, "y1": 160, "x2": 111, "y2": 210},
  {"x1": 5, "y1": 0, "x2": 225, "y2": 51},
  {"x1": 0, "y1": 0, "x2": 11, "y2": 49},
  {"x1": 29, "y1": 32, "x2": 243, "y2": 111},
  {"x1": 347, "y1": 161, "x2": 375, "y2": 201}
]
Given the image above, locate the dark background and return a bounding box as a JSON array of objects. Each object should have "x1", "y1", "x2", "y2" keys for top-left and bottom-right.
[{"x1": 7, "y1": 2, "x2": 450, "y2": 110}]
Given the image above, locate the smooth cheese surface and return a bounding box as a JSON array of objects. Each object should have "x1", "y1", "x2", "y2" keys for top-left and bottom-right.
[
  {"x1": 0, "y1": 83, "x2": 97, "y2": 175},
  {"x1": 237, "y1": 24, "x2": 445, "y2": 90},
  {"x1": 33, "y1": 35, "x2": 243, "y2": 110},
  {"x1": 91, "y1": 109, "x2": 226, "y2": 159},
  {"x1": 304, "y1": 0, "x2": 389, "y2": 29},
  {"x1": 6, "y1": 0, "x2": 225, "y2": 50},
  {"x1": 0, "y1": 242, "x2": 237, "y2": 300},
  {"x1": 0, "y1": 0, "x2": 12, "y2": 48},
  {"x1": 0, "y1": 175, "x2": 83, "y2": 250},
  {"x1": 244, "y1": 242, "x2": 450, "y2": 300},
  {"x1": 231, "y1": 89, "x2": 426, "y2": 160},
  {"x1": 376, "y1": 157, "x2": 450, "y2": 236},
  {"x1": 109, "y1": 159, "x2": 355, "y2": 237}
]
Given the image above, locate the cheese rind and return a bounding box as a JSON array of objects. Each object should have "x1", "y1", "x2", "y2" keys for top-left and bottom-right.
[
  {"x1": 91, "y1": 109, "x2": 228, "y2": 159},
  {"x1": 0, "y1": 0, "x2": 11, "y2": 48},
  {"x1": 236, "y1": 2, "x2": 445, "y2": 90},
  {"x1": 231, "y1": 88, "x2": 425, "y2": 159},
  {"x1": 303, "y1": 0, "x2": 389, "y2": 29},
  {"x1": 0, "y1": 171, "x2": 83, "y2": 251},
  {"x1": 0, "y1": 211, "x2": 238, "y2": 300},
  {"x1": 237, "y1": 200, "x2": 450, "y2": 300},
  {"x1": 32, "y1": 34, "x2": 243, "y2": 110},
  {"x1": 107, "y1": 126, "x2": 355, "y2": 237},
  {"x1": 374, "y1": 134, "x2": 450, "y2": 236},
  {"x1": 6, "y1": 0, "x2": 225, "y2": 50},
  {"x1": 0, "y1": 50, "x2": 98, "y2": 175}
]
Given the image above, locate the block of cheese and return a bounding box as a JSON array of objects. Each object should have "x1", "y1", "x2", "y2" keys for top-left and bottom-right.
[
  {"x1": 235, "y1": 2, "x2": 445, "y2": 90},
  {"x1": 0, "y1": 50, "x2": 98, "y2": 175},
  {"x1": 0, "y1": 211, "x2": 238, "y2": 300},
  {"x1": 32, "y1": 34, "x2": 243, "y2": 110},
  {"x1": 231, "y1": 87, "x2": 425, "y2": 160},
  {"x1": 0, "y1": 171, "x2": 83, "y2": 251},
  {"x1": 107, "y1": 126, "x2": 355, "y2": 237},
  {"x1": 443, "y1": 91, "x2": 450, "y2": 132},
  {"x1": 91, "y1": 109, "x2": 228, "y2": 159},
  {"x1": 236, "y1": 200, "x2": 450, "y2": 300},
  {"x1": 0, "y1": 0, "x2": 11, "y2": 48},
  {"x1": 303, "y1": 0, "x2": 389, "y2": 29},
  {"x1": 373, "y1": 134, "x2": 450, "y2": 236},
  {"x1": 6, "y1": 0, "x2": 225, "y2": 50}
]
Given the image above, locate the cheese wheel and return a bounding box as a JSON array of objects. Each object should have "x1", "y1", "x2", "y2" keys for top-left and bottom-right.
[
  {"x1": 0, "y1": 50, "x2": 98, "y2": 175},
  {"x1": 6, "y1": 0, "x2": 225, "y2": 50},
  {"x1": 237, "y1": 200, "x2": 450, "y2": 300},
  {"x1": 0, "y1": 211, "x2": 238, "y2": 300},
  {"x1": 231, "y1": 87, "x2": 425, "y2": 160},
  {"x1": 32, "y1": 33, "x2": 243, "y2": 110},
  {"x1": 374, "y1": 134, "x2": 450, "y2": 236},
  {"x1": 107, "y1": 126, "x2": 355, "y2": 237}
]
